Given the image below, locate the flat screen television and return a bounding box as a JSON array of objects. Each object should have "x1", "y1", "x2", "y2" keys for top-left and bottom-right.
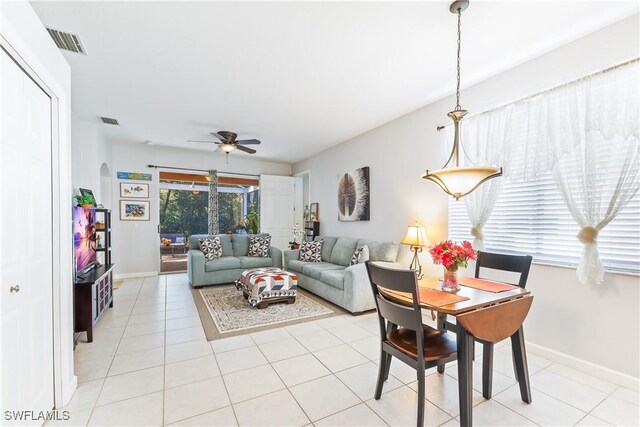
[{"x1": 73, "y1": 207, "x2": 97, "y2": 275}]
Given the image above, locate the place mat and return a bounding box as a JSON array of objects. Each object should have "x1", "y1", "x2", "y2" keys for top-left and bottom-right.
[
  {"x1": 418, "y1": 288, "x2": 470, "y2": 306},
  {"x1": 458, "y1": 276, "x2": 518, "y2": 293}
]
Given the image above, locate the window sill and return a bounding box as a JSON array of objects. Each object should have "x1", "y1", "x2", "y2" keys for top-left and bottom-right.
[{"x1": 532, "y1": 260, "x2": 640, "y2": 277}]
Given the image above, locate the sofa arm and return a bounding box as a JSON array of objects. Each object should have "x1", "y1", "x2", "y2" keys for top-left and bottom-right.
[
  {"x1": 343, "y1": 263, "x2": 376, "y2": 313},
  {"x1": 187, "y1": 249, "x2": 206, "y2": 287},
  {"x1": 283, "y1": 250, "x2": 300, "y2": 270},
  {"x1": 269, "y1": 246, "x2": 283, "y2": 269}
]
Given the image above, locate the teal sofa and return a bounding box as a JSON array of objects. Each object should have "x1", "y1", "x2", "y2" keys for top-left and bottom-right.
[
  {"x1": 187, "y1": 234, "x2": 283, "y2": 288},
  {"x1": 284, "y1": 236, "x2": 399, "y2": 313}
]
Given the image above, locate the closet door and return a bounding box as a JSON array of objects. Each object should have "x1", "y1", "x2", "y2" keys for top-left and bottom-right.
[{"x1": 1, "y1": 48, "x2": 54, "y2": 423}]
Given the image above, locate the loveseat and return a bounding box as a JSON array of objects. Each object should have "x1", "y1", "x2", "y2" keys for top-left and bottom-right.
[
  {"x1": 188, "y1": 234, "x2": 283, "y2": 288},
  {"x1": 284, "y1": 236, "x2": 399, "y2": 313}
]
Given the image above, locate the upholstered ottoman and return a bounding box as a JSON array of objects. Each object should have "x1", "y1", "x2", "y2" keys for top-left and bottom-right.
[{"x1": 235, "y1": 268, "x2": 298, "y2": 309}]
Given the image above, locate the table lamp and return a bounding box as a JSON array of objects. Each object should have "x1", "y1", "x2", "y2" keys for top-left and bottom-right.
[{"x1": 401, "y1": 223, "x2": 429, "y2": 279}]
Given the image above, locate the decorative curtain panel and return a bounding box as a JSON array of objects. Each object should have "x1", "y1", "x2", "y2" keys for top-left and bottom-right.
[
  {"x1": 459, "y1": 59, "x2": 639, "y2": 284},
  {"x1": 208, "y1": 169, "x2": 219, "y2": 235},
  {"x1": 459, "y1": 107, "x2": 512, "y2": 250}
]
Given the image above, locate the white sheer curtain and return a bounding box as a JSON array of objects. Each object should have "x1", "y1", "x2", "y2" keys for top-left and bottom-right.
[
  {"x1": 551, "y1": 63, "x2": 639, "y2": 284},
  {"x1": 458, "y1": 59, "x2": 639, "y2": 284},
  {"x1": 459, "y1": 104, "x2": 512, "y2": 250}
]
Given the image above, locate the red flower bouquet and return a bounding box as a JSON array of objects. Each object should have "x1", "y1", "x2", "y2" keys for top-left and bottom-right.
[{"x1": 429, "y1": 240, "x2": 476, "y2": 292}]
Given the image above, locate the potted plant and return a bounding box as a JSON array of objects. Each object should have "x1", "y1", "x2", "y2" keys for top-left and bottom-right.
[
  {"x1": 245, "y1": 210, "x2": 259, "y2": 234},
  {"x1": 74, "y1": 193, "x2": 96, "y2": 208},
  {"x1": 289, "y1": 223, "x2": 303, "y2": 250}
]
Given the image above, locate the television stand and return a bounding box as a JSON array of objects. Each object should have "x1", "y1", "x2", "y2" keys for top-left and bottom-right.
[{"x1": 73, "y1": 263, "x2": 115, "y2": 343}]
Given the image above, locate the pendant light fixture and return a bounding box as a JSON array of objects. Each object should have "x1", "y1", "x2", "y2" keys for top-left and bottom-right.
[{"x1": 421, "y1": 0, "x2": 502, "y2": 199}]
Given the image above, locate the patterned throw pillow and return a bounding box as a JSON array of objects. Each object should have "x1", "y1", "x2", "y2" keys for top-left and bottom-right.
[
  {"x1": 199, "y1": 236, "x2": 222, "y2": 261},
  {"x1": 350, "y1": 245, "x2": 370, "y2": 265},
  {"x1": 299, "y1": 240, "x2": 322, "y2": 262},
  {"x1": 248, "y1": 235, "x2": 271, "y2": 257}
]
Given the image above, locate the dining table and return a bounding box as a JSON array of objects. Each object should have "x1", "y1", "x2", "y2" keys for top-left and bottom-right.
[{"x1": 379, "y1": 276, "x2": 534, "y2": 427}]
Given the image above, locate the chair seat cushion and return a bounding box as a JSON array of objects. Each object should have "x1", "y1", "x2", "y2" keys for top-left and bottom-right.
[
  {"x1": 205, "y1": 256, "x2": 242, "y2": 272},
  {"x1": 238, "y1": 256, "x2": 273, "y2": 269},
  {"x1": 387, "y1": 324, "x2": 457, "y2": 362}
]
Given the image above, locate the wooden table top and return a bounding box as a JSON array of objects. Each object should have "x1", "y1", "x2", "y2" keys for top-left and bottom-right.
[{"x1": 380, "y1": 277, "x2": 530, "y2": 315}]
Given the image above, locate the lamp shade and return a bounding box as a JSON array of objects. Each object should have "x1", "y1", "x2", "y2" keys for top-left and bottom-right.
[
  {"x1": 422, "y1": 165, "x2": 503, "y2": 200},
  {"x1": 219, "y1": 143, "x2": 237, "y2": 153},
  {"x1": 401, "y1": 223, "x2": 429, "y2": 247}
]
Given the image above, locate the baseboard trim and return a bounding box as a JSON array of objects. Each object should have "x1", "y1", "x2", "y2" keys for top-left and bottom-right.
[
  {"x1": 114, "y1": 271, "x2": 158, "y2": 280},
  {"x1": 527, "y1": 341, "x2": 639, "y2": 391}
]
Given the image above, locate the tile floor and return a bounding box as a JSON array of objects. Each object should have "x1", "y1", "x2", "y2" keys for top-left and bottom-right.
[{"x1": 49, "y1": 274, "x2": 640, "y2": 426}]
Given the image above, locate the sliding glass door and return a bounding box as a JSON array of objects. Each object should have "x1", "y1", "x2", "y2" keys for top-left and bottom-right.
[{"x1": 158, "y1": 173, "x2": 260, "y2": 273}]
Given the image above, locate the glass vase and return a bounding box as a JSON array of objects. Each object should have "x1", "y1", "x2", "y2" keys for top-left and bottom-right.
[{"x1": 441, "y1": 267, "x2": 460, "y2": 292}]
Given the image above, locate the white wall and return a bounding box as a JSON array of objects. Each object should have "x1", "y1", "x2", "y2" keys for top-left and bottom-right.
[
  {"x1": 108, "y1": 143, "x2": 291, "y2": 276},
  {"x1": 1, "y1": 0, "x2": 76, "y2": 407},
  {"x1": 294, "y1": 15, "x2": 640, "y2": 378},
  {"x1": 71, "y1": 114, "x2": 111, "y2": 204}
]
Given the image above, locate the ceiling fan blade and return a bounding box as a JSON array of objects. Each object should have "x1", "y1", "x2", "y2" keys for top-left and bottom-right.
[
  {"x1": 236, "y1": 139, "x2": 261, "y2": 145},
  {"x1": 210, "y1": 132, "x2": 228, "y2": 142},
  {"x1": 187, "y1": 139, "x2": 218, "y2": 143},
  {"x1": 235, "y1": 145, "x2": 256, "y2": 154}
]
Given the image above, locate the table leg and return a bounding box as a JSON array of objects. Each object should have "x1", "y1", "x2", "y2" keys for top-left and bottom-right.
[
  {"x1": 437, "y1": 312, "x2": 447, "y2": 374},
  {"x1": 456, "y1": 322, "x2": 474, "y2": 427},
  {"x1": 482, "y1": 342, "x2": 494, "y2": 399},
  {"x1": 511, "y1": 327, "x2": 532, "y2": 403}
]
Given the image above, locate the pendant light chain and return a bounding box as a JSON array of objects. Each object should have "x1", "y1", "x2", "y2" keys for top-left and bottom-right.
[{"x1": 455, "y1": 7, "x2": 462, "y2": 111}]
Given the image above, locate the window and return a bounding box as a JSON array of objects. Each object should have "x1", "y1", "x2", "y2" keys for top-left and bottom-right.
[{"x1": 448, "y1": 172, "x2": 640, "y2": 272}]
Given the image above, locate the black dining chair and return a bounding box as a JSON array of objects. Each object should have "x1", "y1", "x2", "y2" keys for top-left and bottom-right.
[
  {"x1": 366, "y1": 261, "x2": 458, "y2": 427},
  {"x1": 437, "y1": 250, "x2": 533, "y2": 399}
]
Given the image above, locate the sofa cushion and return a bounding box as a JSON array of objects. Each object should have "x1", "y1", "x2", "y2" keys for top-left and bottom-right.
[
  {"x1": 199, "y1": 237, "x2": 222, "y2": 261},
  {"x1": 357, "y1": 239, "x2": 399, "y2": 262},
  {"x1": 316, "y1": 236, "x2": 338, "y2": 262},
  {"x1": 232, "y1": 234, "x2": 250, "y2": 257},
  {"x1": 302, "y1": 263, "x2": 345, "y2": 280},
  {"x1": 350, "y1": 244, "x2": 370, "y2": 265},
  {"x1": 190, "y1": 234, "x2": 233, "y2": 256},
  {"x1": 238, "y1": 256, "x2": 273, "y2": 269},
  {"x1": 320, "y1": 270, "x2": 346, "y2": 290},
  {"x1": 205, "y1": 256, "x2": 241, "y2": 272},
  {"x1": 248, "y1": 235, "x2": 271, "y2": 257},
  {"x1": 287, "y1": 260, "x2": 306, "y2": 274},
  {"x1": 330, "y1": 237, "x2": 359, "y2": 266},
  {"x1": 299, "y1": 240, "x2": 322, "y2": 262}
]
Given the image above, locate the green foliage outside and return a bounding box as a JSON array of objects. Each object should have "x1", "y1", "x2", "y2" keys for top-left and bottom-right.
[{"x1": 160, "y1": 186, "x2": 259, "y2": 237}]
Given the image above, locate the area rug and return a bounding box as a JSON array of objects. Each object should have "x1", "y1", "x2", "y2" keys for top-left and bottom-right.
[
  {"x1": 113, "y1": 279, "x2": 124, "y2": 290},
  {"x1": 192, "y1": 284, "x2": 344, "y2": 341}
]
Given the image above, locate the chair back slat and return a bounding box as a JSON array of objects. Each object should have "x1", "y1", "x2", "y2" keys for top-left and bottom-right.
[
  {"x1": 475, "y1": 251, "x2": 533, "y2": 288},
  {"x1": 376, "y1": 294, "x2": 420, "y2": 332},
  {"x1": 365, "y1": 262, "x2": 423, "y2": 333}
]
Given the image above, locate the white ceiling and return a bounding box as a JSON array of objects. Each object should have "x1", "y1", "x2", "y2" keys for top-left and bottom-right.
[{"x1": 31, "y1": 1, "x2": 638, "y2": 163}]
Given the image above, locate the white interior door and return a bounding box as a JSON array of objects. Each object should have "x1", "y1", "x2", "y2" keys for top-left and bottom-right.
[
  {"x1": 260, "y1": 175, "x2": 295, "y2": 252},
  {"x1": 293, "y1": 177, "x2": 303, "y2": 228},
  {"x1": 1, "y1": 48, "x2": 54, "y2": 423}
]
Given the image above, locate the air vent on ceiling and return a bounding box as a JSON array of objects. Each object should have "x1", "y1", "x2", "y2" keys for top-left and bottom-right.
[
  {"x1": 99, "y1": 117, "x2": 119, "y2": 126},
  {"x1": 46, "y1": 28, "x2": 86, "y2": 55}
]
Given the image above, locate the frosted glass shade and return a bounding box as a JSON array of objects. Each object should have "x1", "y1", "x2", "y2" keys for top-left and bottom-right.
[
  {"x1": 401, "y1": 223, "x2": 429, "y2": 247},
  {"x1": 422, "y1": 166, "x2": 503, "y2": 199},
  {"x1": 219, "y1": 144, "x2": 236, "y2": 153}
]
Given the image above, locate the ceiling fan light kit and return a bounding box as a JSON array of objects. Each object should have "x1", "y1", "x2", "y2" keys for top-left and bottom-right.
[
  {"x1": 187, "y1": 130, "x2": 261, "y2": 164},
  {"x1": 422, "y1": 0, "x2": 502, "y2": 200}
]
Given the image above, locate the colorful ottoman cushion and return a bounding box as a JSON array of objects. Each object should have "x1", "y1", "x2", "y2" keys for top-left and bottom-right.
[{"x1": 235, "y1": 267, "x2": 298, "y2": 308}]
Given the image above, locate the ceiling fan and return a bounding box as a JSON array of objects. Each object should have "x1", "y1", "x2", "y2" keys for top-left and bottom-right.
[{"x1": 188, "y1": 131, "x2": 261, "y2": 163}]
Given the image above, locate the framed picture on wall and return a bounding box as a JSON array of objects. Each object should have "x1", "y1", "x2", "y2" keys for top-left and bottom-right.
[
  {"x1": 310, "y1": 202, "x2": 319, "y2": 221},
  {"x1": 120, "y1": 200, "x2": 150, "y2": 221},
  {"x1": 120, "y1": 182, "x2": 149, "y2": 198}
]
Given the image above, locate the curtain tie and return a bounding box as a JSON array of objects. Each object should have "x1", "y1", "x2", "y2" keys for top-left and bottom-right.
[
  {"x1": 470, "y1": 227, "x2": 484, "y2": 241},
  {"x1": 577, "y1": 226, "x2": 598, "y2": 244}
]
